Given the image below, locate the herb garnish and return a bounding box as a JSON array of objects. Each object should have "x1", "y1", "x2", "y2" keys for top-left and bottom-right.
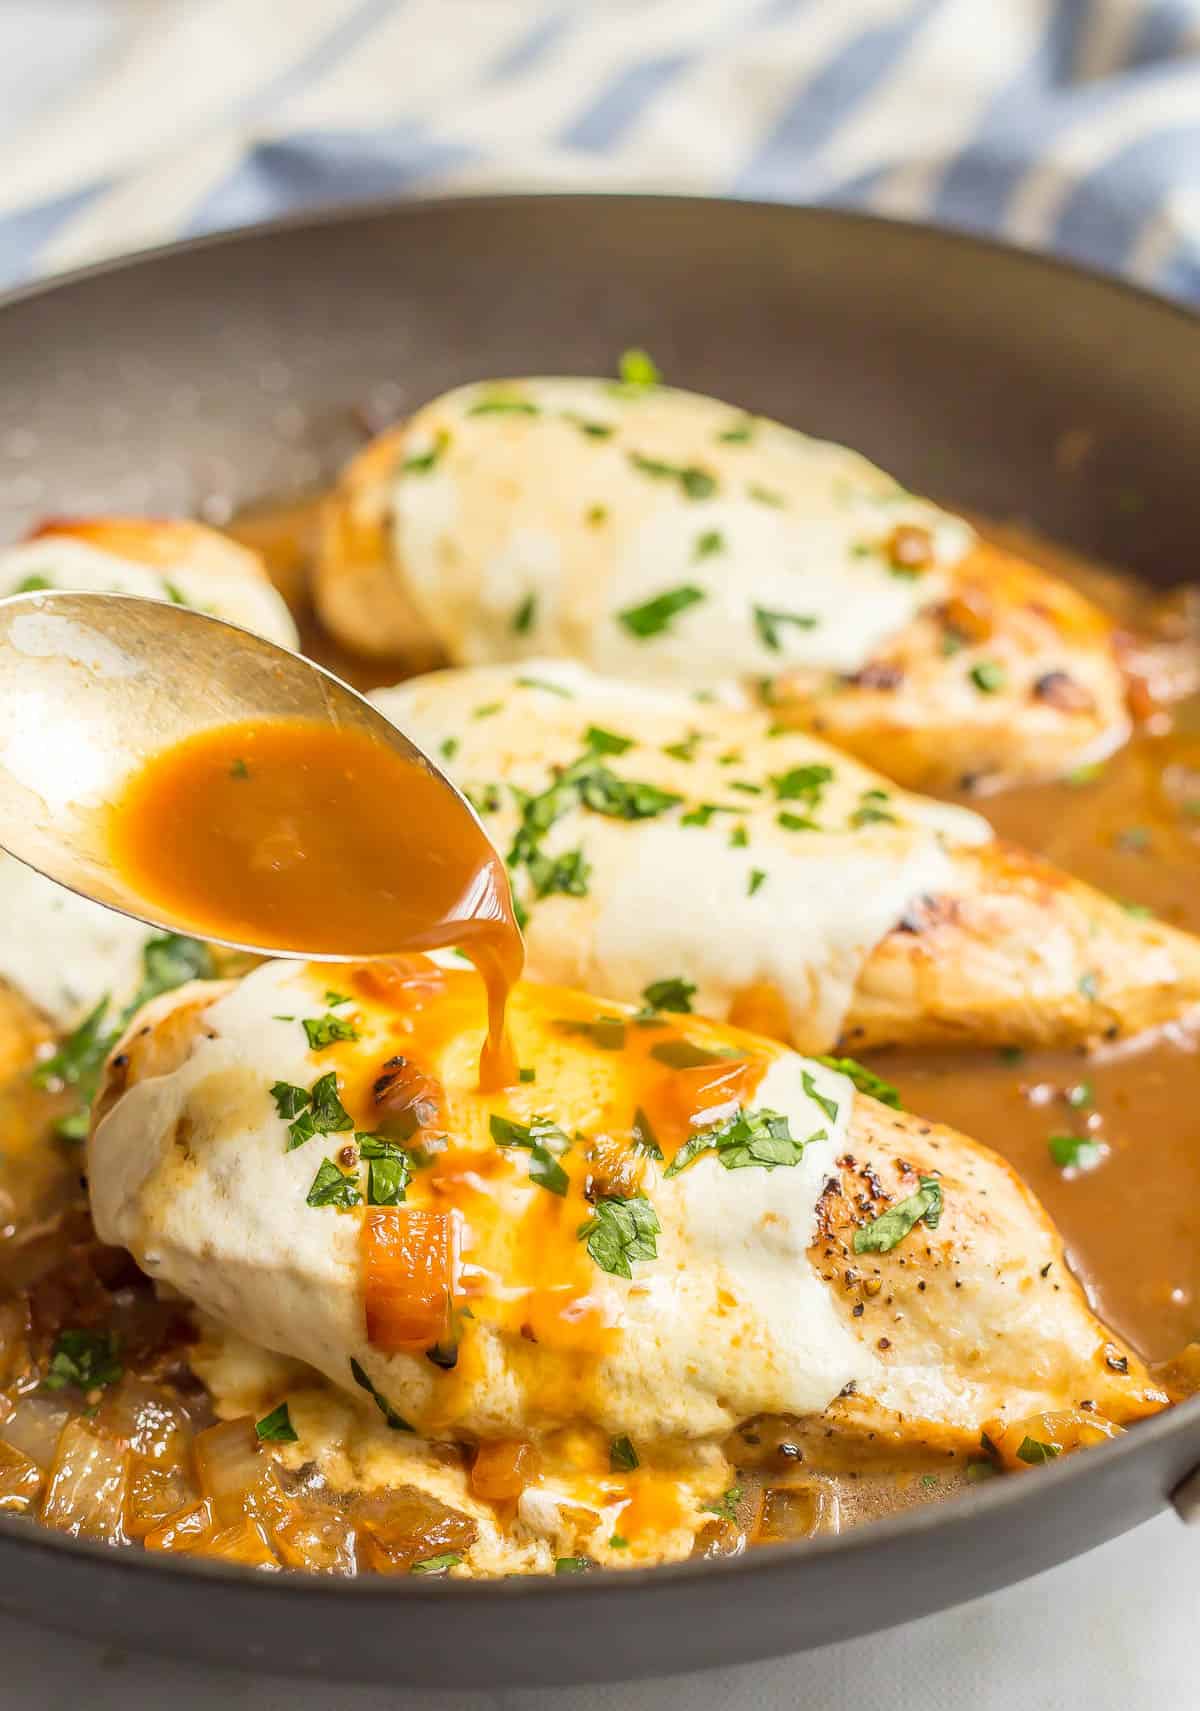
[
  {"x1": 468, "y1": 397, "x2": 538, "y2": 417},
  {"x1": 1048, "y1": 1133, "x2": 1101, "y2": 1171},
  {"x1": 555, "y1": 1015, "x2": 626, "y2": 1050},
  {"x1": 665, "y1": 1107, "x2": 812, "y2": 1178},
  {"x1": 411, "y1": 1552, "x2": 463, "y2": 1574},
  {"x1": 694, "y1": 530, "x2": 724, "y2": 559},
  {"x1": 585, "y1": 725, "x2": 634, "y2": 757},
  {"x1": 358, "y1": 1133, "x2": 412, "y2": 1205},
  {"x1": 610, "y1": 1435, "x2": 640, "y2": 1472},
  {"x1": 748, "y1": 868, "x2": 767, "y2": 896},
  {"x1": 302, "y1": 1012, "x2": 359, "y2": 1050},
  {"x1": 230, "y1": 758, "x2": 250, "y2": 780},
  {"x1": 306, "y1": 1157, "x2": 362, "y2": 1209},
  {"x1": 512, "y1": 593, "x2": 538, "y2": 634},
  {"x1": 770, "y1": 764, "x2": 833, "y2": 808},
  {"x1": 617, "y1": 584, "x2": 706, "y2": 639},
  {"x1": 617, "y1": 348, "x2": 660, "y2": 389},
  {"x1": 528, "y1": 847, "x2": 591, "y2": 900},
  {"x1": 814, "y1": 1056, "x2": 902, "y2": 1110},
  {"x1": 255, "y1": 1402, "x2": 299, "y2": 1443},
  {"x1": 754, "y1": 606, "x2": 818, "y2": 652},
  {"x1": 275, "y1": 1069, "x2": 353, "y2": 1151},
  {"x1": 852, "y1": 1177, "x2": 943, "y2": 1254},
  {"x1": 969, "y1": 660, "x2": 1006, "y2": 694},
  {"x1": 13, "y1": 573, "x2": 52, "y2": 593},
  {"x1": 34, "y1": 933, "x2": 216, "y2": 1140},
  {"x1": 578, "y1": 1196, "x2": 660, "y2": 1278},
  {"x1": 628, "y1": 452, "x2": 717, "y2": 500},
  {"x1": 43, "y1": 1328, "x2": 122, "y2": 1393},
  {"x1": 718, "y1": 418, "x2": 754, "y2": 444},
  {"x1": 849, "y1": 787, "x2": 896, "y2": 828},
  {"x1": 555, "y1": 1556, "x2": 597, "y2": 1574},
  {"x1": 401, "y1": 430, "x2": 450, "y2": 474},
  {"x1": 349, "y1": 1358, "x2": 413, "y2": 1431},
  {"x1": 640, "y1": 977, "x2": 696, "y2": 1014},
  {"x1": 801, "y1": 1070, "x2": 839, "y2": 1124},
  {"x1": 702, "y1": 1486, "x2": 742, "y2": 1522},
  {"x1": 1016, "y1": 1436, "x2": 1062, "y2": 1466},
  {"x1": 489, "y1": 1113, "x2": 571, "y2": 1195},
  {"x1": 631, "y1": 1107, "x2": 664, "y2": 1160}
]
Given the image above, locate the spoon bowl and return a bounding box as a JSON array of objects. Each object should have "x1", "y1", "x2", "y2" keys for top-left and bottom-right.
[{"x1": 0, "y1": 589, "x2": 476, "y2": 961}]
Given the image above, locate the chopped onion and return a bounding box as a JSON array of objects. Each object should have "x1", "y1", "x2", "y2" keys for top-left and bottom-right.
[
  {"x1": 758, "y1": 1483, "x2": 837, "y2": 1542},
  {"x1": 362, "y1": 1208, "x2": 455, "y2": 1354},
  {"x1": 40, "y1": 1419, "x2": 129, "y2": 1544},
  {"x1": 270, "y1": 1503, "x2": 357, "y2": 1575},
  {"x1": 143, "y1": 1498, "x2": 213, "y2": 1553},
  {"x1": 353, "y1": 1486, "x2": 477, "y2": 1575},
  {"x1": 470, "y1": 1440, "x2": 538, "y2": 1502},
  {"x1": 0, "y1": 1299, "x2": 30, "y2": 1388},
  {"x1": 200, "y1": 1518, "x2": 279, "y2": 1571},
  {"x1": 192, "y1": 1416, "x2": 283, "y2": 1528},
  {"x1": 125, "y1": 1456, "x2": 198, "y2": 1540},
  {"x1": 2, "y1": 1393, "x2": 72, "y2": 1469},
  {"x1": 0, "y1": 1437, "x2": 43, "y2": 1514},
  {"x1": 96, "y1": 1378, "x2": 193, "y2": 1467}
]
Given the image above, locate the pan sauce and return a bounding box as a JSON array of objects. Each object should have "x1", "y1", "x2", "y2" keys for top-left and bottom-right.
[
  {"x1": 230, "y1": 494, "x2": 1200, "y2": 1370},
  {"x1": 0, "y1": 491, "x2": 1193, "y2": 1575}
]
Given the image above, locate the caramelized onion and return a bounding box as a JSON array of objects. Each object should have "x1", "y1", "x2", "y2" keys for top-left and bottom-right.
[
  {"x1": 353, "y1": 1486, "x2": 477, "y2": 1575},
  {"x1": 40, "y1": 1419, "x2": 129, "y2": 1544},
  {"x1": 363, "y1": 1208, "x2": 455, "y2": 1354},
  {"x1": 0, "y1": 1438, "x2": 43, "y2": 1514},
  {"x1": 470, "y1": 1440, "x2": 538, "y2": 1502}
]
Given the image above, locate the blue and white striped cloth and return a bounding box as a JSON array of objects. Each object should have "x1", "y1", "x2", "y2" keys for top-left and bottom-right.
[{"x1": 2, "y1": 0, "x2": 1200, "y2": 299}]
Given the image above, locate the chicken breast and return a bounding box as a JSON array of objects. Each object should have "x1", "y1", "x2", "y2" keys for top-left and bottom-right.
[
  {"x1": 88, "y1": 960, "x2": 1164, "y2": 1548},
  {"x1": 0, "y1": 518, "x2": 295, "y2": 1034},
  {"x1": 372, "y1": 663, "x2": 1200, "y2": 1053},
  {"x1": 315, "y1": 376, "x2": 1130, "y2": 790}
]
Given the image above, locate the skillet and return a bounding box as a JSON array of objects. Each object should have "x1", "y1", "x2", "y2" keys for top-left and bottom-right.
[{"x1": 0, "y1": 194, "x2": 1197, "y2": 1687}]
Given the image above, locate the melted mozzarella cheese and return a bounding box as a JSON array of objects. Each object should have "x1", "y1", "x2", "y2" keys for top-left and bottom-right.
[
  {"x1": 389, "y1": 378, "x2": 973, "y2": 687},
  {"x1": 0, "y1": 534, "x2": 296, "y2": 1025},
  {"x1": 373, "y1": 662, "x2": 989, "y2": 1050},
  {"x1": 0, "y1": 536, "x2": 297, "y2": 650},
  {"x1": 89, "y1": 960, "x2": 870, "y2": 1445}
]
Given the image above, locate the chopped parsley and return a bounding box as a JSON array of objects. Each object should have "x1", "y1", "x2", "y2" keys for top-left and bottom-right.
[
  {"x1": 255, "y1": 1402, "x2": 299, "y2": 1443},
  {"x1": 516, "y1": 675, "x2": 572, "y2": 697},
  {"x1": 411, "y1": 1552, "x2": 462, "y2": 1575},
  {"x1": 617, "y1": 584, "x2": 706, "y2": 639},
  {"x1": 585, "y1": 725, "x2": 634, "y2": 757},
  {"x1": 617, "y1": 347, "x2": 661, "y2": 389},
  {"x1": 650, "y1": 1038, "x2": 735, "y2": 1069},
  {"x1": 468, "y1": 396, "x2": 538, "y2": 417},
  {"x1": 562, "y1": 412, "x2": 614, "y2": 439},
  {"x1": 306, "y1": 1157, "x2": 362, "y2": 1209},
  {"x1": 519, "y1": 1067, "x2": 536, "y2": 1084},
  {"x1": 694, "y1": 529, "x2": 724, "y2": 559},
  {"x1": 528, "y1": 847, "x2": 591, "y2": 900},
  {"x1": 555, "y1": 1015, "x2": 626, "y2": 1050},
  {"x1": 465, "y1": 784, "x2": 502, "y2": 816},
  {"x1": 43, "y1": 1328, "x2": 122, "y2": 1393},
  {"x1": 511, "y1": 592, "x2": 538, "y2": 634},
  {"x1": 852, "y1": 1177, "x2": 943, "y2": 1254},
  {"x1": 631, "y1": 1107, "x2": 663, "y2": 1160},
  {"x1": 489, "y1": 1113, "x2": 571, "y2": 1196},
  {"x1": 13, "y1": 573, "x2": 52, "y2": 593},
  {"x1": 555, "y1": 1556, "x2": 597, "y2": 1574},
  {"x1": 473, "y1": 701, "x2": 503, "y2": 719},
  {"x1": 229, "y1": 757, "x2": 250, "y2": 780},
  {"x1": 748, "y1": 867, "x2": 767, "y2": 896},
  {"x1": 1016, "y1": 1436, "x2": 1062, "y2": 1466},
  {"x1": 324, "y1": 990, "x2": 351, "y2": 1007},
  {"x1": 579, "y1": 1196, "x2": 660, "y2": 1278},
  {"x1": 753, "y1": 606, "x2": 818, "y2": 652},
  {"x1": 778, "y1": 811, "x2": 819, "y2": 832},
  {"x1": 627, "y1": 452, "x2": 717, "y2": 501},
  {"x1": 349, "y1": 1357, "x2": 413, "y2": 1431},
  {"x1": 969, "y1": 660, "x2": 1006, "y2": 694},
  {"x1": 849, "y1": 787, "x2": 896, "y2": 828},
  {"x1": 1048, "y1": 1133, "x2": 1102, "y2": 1172},
  {"x1": 586, "y1": 504, "x2": 608, "y2": 527},
  {"x1": 439, "y1": 736, "x2": 459, "y2": 762},
  {"x1": 680, "y1": 802, "x2": 736, "y2": 828},
  {"x1": 730, "y1": 824, "x2": 750, "y2": 848},
  {"x1": 702, "y1": 1486, "x2": 742, "y2": 1522},
  {"x1": 662, "y1": 731, "x2": 703, "y2": 762},
  {"x1": 748, "y1": 483, "x2": 784, "y2": 507},
  {"x1": 801, "y1": 1070, "x2": 839, "y2": 1124},
  {"x1": 302, "y1": 1012, "x2": 359, "y2": 1050},
  {"x1": 610, "y1": 1435, "x2": 640, "y2": 1473},
  {"x1": 770, "y1": 764, "x2": 833, "y2": 807},
  {"x1": 401, "y1": 430, "x2": 450, "y2": 474},
  {"x1": 718, "y1": 418, "x2": 755, "y2": 444},
  {"x1": 665, "y1": 1107, "x2": 812, "y2": 1178},
  {"x1": 358, "y1": 1133, "x2": 412, "y2": 1205},
  {"x1": 277, "y1": 1069, "x2": 353, "y2": 1151},
  {"x1": 640, "y1": 977, "x2": 696, "y2": 1014},
  {"x1": 34, "y1": 933, "x2": 215, "y2": 1140},
  {"x1": 814, "y1": 1055, "x2": 902, "y2": 1110}
]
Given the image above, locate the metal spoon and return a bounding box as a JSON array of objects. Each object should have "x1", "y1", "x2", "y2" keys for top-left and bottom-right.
[{"x1": 0, "y1": 589, "x2": 478, "y2": 960}]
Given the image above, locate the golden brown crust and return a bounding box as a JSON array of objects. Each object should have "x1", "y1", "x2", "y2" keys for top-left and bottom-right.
[
  {"x1": 846, "y1": 839, "x2": 1200, "y2": 1050},
  {"x1": 29, "y1": 516, "x2": 271, "y2": 586},
  {"x1": 776, "y1": 539, "x2": 1131, "y2": 792},
  {"x1": 313, "y1": 430, "x2": 443, "y2": 663}
]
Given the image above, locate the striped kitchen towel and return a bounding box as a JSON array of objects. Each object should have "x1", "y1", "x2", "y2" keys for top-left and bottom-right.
[{"x1": 1, "y1": 0, "x2": 1199, "y2": 298}]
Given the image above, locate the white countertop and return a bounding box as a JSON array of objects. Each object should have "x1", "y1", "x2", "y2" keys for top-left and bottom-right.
[{"x1": 2, "y1": 1510, "x2": 1192, "y2": 1708}]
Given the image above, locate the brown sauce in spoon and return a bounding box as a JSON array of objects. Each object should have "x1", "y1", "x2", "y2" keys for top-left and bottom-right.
[{"x1": 105, "y1": 716, "x2": 523, "y2": 1087}]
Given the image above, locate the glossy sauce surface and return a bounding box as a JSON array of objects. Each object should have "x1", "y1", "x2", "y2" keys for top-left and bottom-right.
[{"x1": 106, "y1": 717, "x2": 523, "y2": 1085}]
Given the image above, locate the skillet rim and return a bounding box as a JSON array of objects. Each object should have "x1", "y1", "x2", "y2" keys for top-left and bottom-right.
[{"x1": 0, "y1": 189, "x2": 1197, "y2": 1603}]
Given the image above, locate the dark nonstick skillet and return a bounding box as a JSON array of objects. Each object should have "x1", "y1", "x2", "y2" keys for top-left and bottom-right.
[{"x1": 0, "y1": 195, "x2": 1197, "y2": 1688}]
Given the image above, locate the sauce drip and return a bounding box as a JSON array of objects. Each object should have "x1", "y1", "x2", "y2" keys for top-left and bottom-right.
[{"x1": 106, "y1": 717, "x2": 523, "y2": 1086}]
